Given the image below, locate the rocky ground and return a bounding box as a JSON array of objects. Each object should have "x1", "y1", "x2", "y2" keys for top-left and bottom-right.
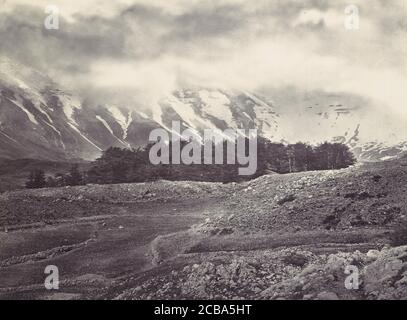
[
  {"x1": 0, "y1": 158, "x2": 406, "y2": 300},
  {"x1": 115, "y1": 245, "x2": 407, "y2": 300},
  {"x1": 199, "y1": 160, "x2": 407, "y2": 234},
  {"x1": 0, "y1": 180, "x2": 233, "y2": 228}
]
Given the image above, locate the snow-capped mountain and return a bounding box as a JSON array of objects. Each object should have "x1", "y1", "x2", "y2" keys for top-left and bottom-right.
[{"x1": 0, "y1": 57, "x2": 406, "y2": 162}]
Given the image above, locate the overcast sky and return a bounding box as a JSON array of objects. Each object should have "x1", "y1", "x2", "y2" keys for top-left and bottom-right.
[{"x1": 1, "y1": 0, "x2": 407, "y2": 116}]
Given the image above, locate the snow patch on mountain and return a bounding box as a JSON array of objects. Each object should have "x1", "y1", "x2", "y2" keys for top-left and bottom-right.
[
  {"x1": 198, "y1": 90, "x2": 235, "y2": 127},
  {"x1": 67, "y1": 122, "x2": 102, "y2": 151},
  {"x1": 242, "y1": 112, "x2": 252, "y2": 120},
  {"x1": 150, "y1": 104, "x2": 167, "y2": 130},
  {"x1": 96, "y1": 115, "x2": 129, "y2": 147},
  {"x1": 0, "y1": 130, "x2": 18, "y2": 144},
  {"x1": 107, "y1": 106, "x2": 132, "y2": 140},
  {"x1": 380, "y1": 155, "x2": 397, "y2": 161},
  {"x1": 43, "y1": 121, "x2": 66, "y2": 149},
  {"x1": 59, "y1": 94, "x2": 82, "y2": 125},
  {"x1": 165, "y1": 93, "x2": 235, "y2": 134},
  {"x1": 137, "y1": 111, "x2": 149, "y2": 119},
  {"x1": 125, "y1": 111, "x2": 132, "y2": 140},
  {"x1": 164, "y1": 95, "x2": 201, "y2": 129},
  {"x1": 8, "y1": 96, "x2": 38, "y2": 125},
  {"x1": 96, "y1": 115, "x2": 114, "y2": 135},
  {"x1": 36, "y1": 104, "x2": 53, "y2": 124}
]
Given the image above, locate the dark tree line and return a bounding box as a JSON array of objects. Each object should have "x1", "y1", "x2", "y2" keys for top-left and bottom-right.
[
  {"x1": 25, "y1": 169, "x2": 47, "y2": 189},
  {"x1": 25, "y1": 164, "x2": 85, "y2": 189},
  {"x1": 25, "y1": 138, "x2": 356, "y2": 188}
]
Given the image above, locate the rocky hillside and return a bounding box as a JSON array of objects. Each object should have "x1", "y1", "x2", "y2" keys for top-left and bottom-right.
[
  {"x1": 111, "y1": 158, "x2": 407, "y2": 300},
  {"x1": 1, "y1": 158, "x2": 406, "y2": 300},
  {"x1": 117, "y1": 245, "x2": 407, "y2": 300},
  {"x1": 198, "y1": 159, "x2": 407, "y2": 234}
]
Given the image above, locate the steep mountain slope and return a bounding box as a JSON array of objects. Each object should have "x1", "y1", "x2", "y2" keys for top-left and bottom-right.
[
  {"x1": 0, "y1": 57, "x2": 406, "y2": 162},
  {"x1": 0, "y1": 58, "x2": 279, "y2": 160},
  {"x1": 0, "y1": 57, "x2": 161, "y2": 160},
  {"x1": 265, "y1": 88, "x2": 407, "y2": 161}
]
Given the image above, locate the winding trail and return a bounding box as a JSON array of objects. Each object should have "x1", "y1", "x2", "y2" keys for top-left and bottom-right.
[{"x1": 0, "y1": 201, "x2": 208, "y2": 299}]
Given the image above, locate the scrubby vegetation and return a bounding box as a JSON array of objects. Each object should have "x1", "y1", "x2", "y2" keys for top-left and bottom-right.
[
  {"x1": 25, "y1": 169, "x2": 46, "y2": 189},
  {"x1": 25, "y1": 138, "x2": 355, "y2": 188},
  {"x1": 0, "y1": 158, "x2": 87, "y2": 192},
  {"x1": 25, "y1": 164, "x2": 85, "y2": 189},
  {"x1": 390, "y1": 221, "x2": 407, "y2": 246}
]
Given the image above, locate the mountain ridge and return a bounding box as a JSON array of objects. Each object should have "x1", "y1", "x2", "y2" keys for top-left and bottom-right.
[{"x1": 0, "y1": 58, "x2": 406, "y2": 162}]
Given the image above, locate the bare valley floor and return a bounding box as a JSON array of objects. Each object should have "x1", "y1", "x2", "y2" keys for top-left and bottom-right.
[{"x1": 0, "y1": 159, "x2": 407, "y2": 300}]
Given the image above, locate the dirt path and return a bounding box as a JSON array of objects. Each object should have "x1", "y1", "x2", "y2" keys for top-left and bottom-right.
[{"x1": 0, "y1": 201, "x2": 211, "y2": 299}]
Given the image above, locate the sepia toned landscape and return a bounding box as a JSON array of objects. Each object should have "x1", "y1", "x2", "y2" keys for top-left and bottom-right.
[{"x1": 1, "y1": 0, "x2": 407, "y2": 301}]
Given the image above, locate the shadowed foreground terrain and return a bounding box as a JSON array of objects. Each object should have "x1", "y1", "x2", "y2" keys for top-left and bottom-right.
[{"x1": 0, "y1": 159, "x2": 406, "y2": 300}]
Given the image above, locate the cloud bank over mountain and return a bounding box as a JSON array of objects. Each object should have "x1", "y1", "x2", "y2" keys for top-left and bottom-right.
[{"x1": 1, "y1": 0, "x2": 407, "y2": 118}]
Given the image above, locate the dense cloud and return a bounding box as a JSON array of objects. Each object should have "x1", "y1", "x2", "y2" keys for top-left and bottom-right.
[{"x1": 1, "y1": 0, "x2": 407, "y2": 115}]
